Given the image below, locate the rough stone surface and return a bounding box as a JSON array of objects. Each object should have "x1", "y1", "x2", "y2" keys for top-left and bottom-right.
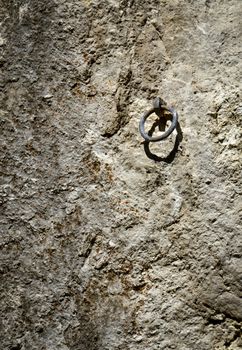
[{"x1": 0, "y1": 0, "x2": 242, "y2": 349}]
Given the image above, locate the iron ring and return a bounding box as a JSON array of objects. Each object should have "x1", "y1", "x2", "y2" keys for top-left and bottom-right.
[{"x1": 139, "y1": 98, "x2": 178, "y2": 142}]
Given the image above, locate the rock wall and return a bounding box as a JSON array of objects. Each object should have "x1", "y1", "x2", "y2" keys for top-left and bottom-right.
[{"x1": 1, "y1": 0, "x2": 241, "y2": 349}]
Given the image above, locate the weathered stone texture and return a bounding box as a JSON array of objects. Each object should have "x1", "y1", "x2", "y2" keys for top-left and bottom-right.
[{"x1": 0, "y1": 0, "x2": 241, "y2": 349}]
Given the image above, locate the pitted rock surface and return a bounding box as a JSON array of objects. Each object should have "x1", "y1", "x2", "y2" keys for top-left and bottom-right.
[{"x1": 1, "y1": 1, "x2": 241, "y2": 349}]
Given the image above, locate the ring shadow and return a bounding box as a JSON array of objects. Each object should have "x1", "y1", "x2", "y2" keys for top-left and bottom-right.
[{"x1": 143, "y1": 116, "x2": 183, "y2": 163}]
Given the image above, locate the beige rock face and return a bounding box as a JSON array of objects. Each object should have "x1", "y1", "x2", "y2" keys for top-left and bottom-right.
[{"x1": 0, "y1": 0, "x2": 241, "y2": 349}]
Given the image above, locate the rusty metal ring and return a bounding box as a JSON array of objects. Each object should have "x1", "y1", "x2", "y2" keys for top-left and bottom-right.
[{"x1": 139, "y1": 97, "x2": 178, "y2": 142}]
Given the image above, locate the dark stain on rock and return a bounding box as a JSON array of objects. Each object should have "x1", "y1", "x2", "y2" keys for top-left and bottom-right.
[{"x1": 64, "y1": 319, "x2": 100, "y2": 350}]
